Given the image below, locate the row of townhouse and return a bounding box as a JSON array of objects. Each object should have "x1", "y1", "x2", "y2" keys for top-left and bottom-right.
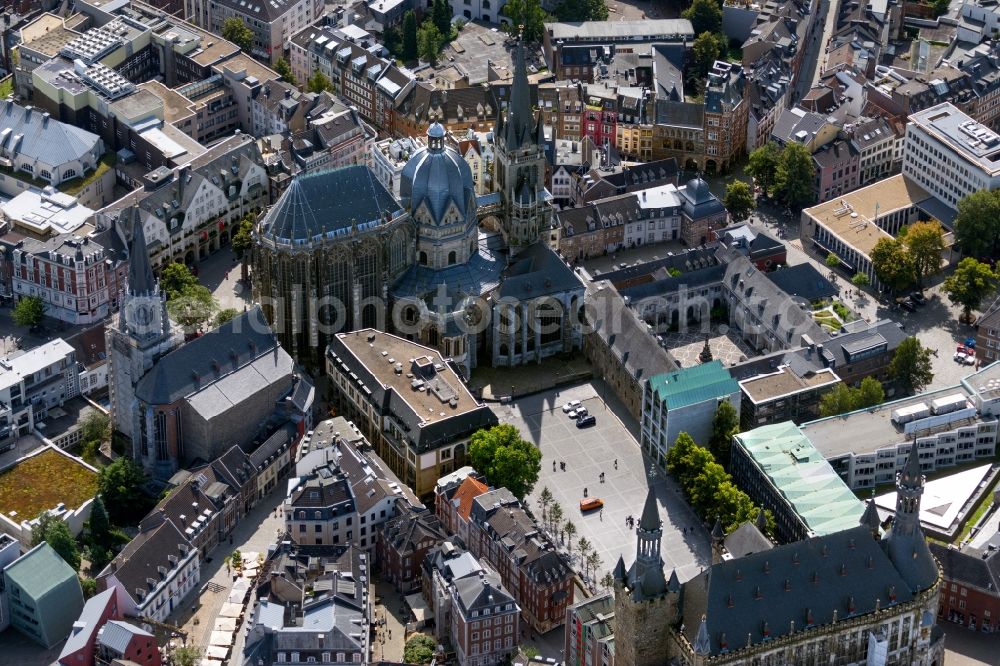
[{"x1": 435, "y1": 470, "x2": 574, "y2": 634}]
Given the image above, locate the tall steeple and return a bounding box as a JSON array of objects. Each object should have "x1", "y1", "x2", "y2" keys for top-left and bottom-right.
[
  {"x1": 502, "y1": 38, "x2": 536, "y2": 151},
  {"x1": 126, "y1": 208, "x2": 155, "y2": 296},
  {"x1": 893, "y1": 440, "x2": 924, "y2": 538},
  {"x1": 629, "y1": 487, "x2": 667, "y2": 599}
]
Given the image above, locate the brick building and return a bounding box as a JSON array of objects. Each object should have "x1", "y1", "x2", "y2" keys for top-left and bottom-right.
[
  {"x1": 930, "y1": 538, "x2": 1000, "y2": 632},
  {"x1": 451, "y1": 570, "x2": 520, "y2": 666},
  {"x1": 378, "y1": 503, "x2": 448, "y2": 593}
]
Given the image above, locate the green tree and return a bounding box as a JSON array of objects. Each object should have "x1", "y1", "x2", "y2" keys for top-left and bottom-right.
[
  {"x1": 222, "y1": 17, "x2": 253, "y2": 51},
  {"x1": 98, "y1": 457, "x2": 150, "y2": 526},
  {"x1": 577, "y1": 536, "x2": 592, "y2": 563},
  {"x1": 502, "y1": 0, "x2": 548, "y2": 43},
  {"x1": 890, "y1": 337, "x2": 934, "y2": 395},
  {"x1": 538, "y1": 486, "x2": 553, "y2": 523},
  {"x1": 273, "y1": 57, "x2": 297, "y2": 86},
  {"x1": 600, "y1": 571, "x2": 615, "y2": 590},
  {"x1": 723, "y1": 181, "x2": 755, "y2": 223},
  {"x1": 432, "y1": 0, "x2": 452, "y2": 37},
  {"x1": 12, "y1": 295, "x2": 45, "y2": 327},
  {"x1": 930, "y1": 0, "x2": 950, "y2": 15},
  {"x1": 307, "y1": 69, "x2": 333, "y2": 93},
  {"x1": 554, "y1": 0, "x2": 608, "y2": 22},
  {"x1": 819, "y1": 383, "x2": 858, "y2": 417},
  {"x1": 403, "y1": 635, "x2": 436, "y2": 664},
  {"x1": 171, "y1": 645, "x2": 202, "y2": 666},
  {"x1": 79, "y1": 576, "x2": 97, "y2": 599},
  {"x1": 943, "y1": 257, "x2": 999, "y2": 322},
  {"x1": 214, "y1": 308, "x2": 239, "y2": 328},
  {"x1": 231, "y1": 214, "x2": 255, "y2": 281},
  {"x1": 851, "y1": 272, "x2": 870, "y2": 288},
  {"x1": 468, "y1": 424, "x2": 542, "y2": 499},
  {"x1": 692, "y1": 31, "x2": 722, "y2": 78},
  {"x1": 682, "y1": 0, "x2": 723, "y2": 35},
  {"x1": 954, "y1": 190, "x2": 1000, "y2": 258},
  {"x1": 708, "y1": 400, "x2": 739, "y2": 467},
  {"x1": 746, "y1": 142, "x2": 781, "y2": 196},
  {"x1": 81, "y1": 411, "x2": 110, "y2": 446},
  {"x1": 688, "y1": 460, "x2": 729, "y2": 516},
  {"x1": 88, "y1": 495, "x2": 111, "y2": 546},
  {"x1": 870, "y1": 237, "x2": 914, "y2": 293},
  {"x1": 32, "y1": 512, "x2": 81, "y2": 570},
  {"x1": 549, "y1": 502, "x2": 564, "y2": 538},
  {"x1": 159, "y1": 262, "x2": 198, "y2": 300},
  {"x1": 586, "y1": 552, "x2": 602, "y2": 580},
  {"x1": 775, "y1": 142, "x2": 815, "y2": 210},
  {"x1": 903, "y1": 221, "x2": 945, "y2": 286},
  {"x1": 167, "y1": 283, "x2": 218, "y2": 333},
  {"x1": 856, "y1": 376, "x2": 885, "y2": 409},
  {"x1": 402, "y1": 11, "x2": 418, "y2": 62},
  {"x1": 417, "y1": 20, "x2": 443, "y2": 63},
  {"x1": 564, "y1": 520, "x2": 577, "y2": 552},
  {"x1": 825, "y1": 253, "x2": 841, "y2": 269}
]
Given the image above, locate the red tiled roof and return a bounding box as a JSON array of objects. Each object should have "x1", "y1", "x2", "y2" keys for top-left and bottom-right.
[{"x1": 454, "y1": 476, "x2": 488, "y2": 520}]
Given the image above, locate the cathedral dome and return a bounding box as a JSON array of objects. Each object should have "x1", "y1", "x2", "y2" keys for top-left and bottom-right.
[{"x1": 400, "y1": 122, "x2": 476, "y2": 227}]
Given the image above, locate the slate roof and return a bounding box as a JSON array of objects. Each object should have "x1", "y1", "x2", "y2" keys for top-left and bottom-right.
[
  {"x1": 134, "y1": 306, "x2": 285, "y2": 405},
  {"x1": 497, "y1": 242, "x2": 583, "y2": 300},
  {"x1": 765, "y1": 264, "x2": 837, "y2": 302},
  {"x1": 817, "y1": 319, "x2": 907, "y2": 368},
  {"x1": 65, "y1": 322, "x2": 108, "y2": 370},
  {"x1": 57, "y1": 588, "x2": 116, "y2": 661},
  {"x1": 586, "y1": 282, "x2": 678, "y2": 382},
  {"x1": 682, "y1": 526, "x2": 916, "y2": 657},
  {"x1": 381, "y1": 504, "x2": 447, "y2": 557},
  {"x1": 399, "y1": 123, "x2": 476, "y2": 225},
  {"x1": 724, "y1": 522, "x2": 774, "y2": 560},
  {"x1": 0, "y1": 100, "x2": 101, "y2": 166},
  {"x1": 648, "y1": 361, "x2": 739, "y2": 411},
  {"x1": 454, "y1": 570, "x2": 516, "y2": 615},
  {"x1": 105, "y1": 518, "x2": 191, "y2": 603},
  {"x1": 260, "y1": 165, "x2": 401, "y2": 243}
]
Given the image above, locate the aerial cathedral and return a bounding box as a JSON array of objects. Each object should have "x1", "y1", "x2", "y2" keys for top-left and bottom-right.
[{"x1": 251, "y1": 39, "x2": 583, "y2": 375}]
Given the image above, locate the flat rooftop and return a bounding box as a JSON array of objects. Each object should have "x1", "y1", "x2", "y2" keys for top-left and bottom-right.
[
  {"x1": 137, "y1": 81, "x2": 195, "y2": 124},
  {"x1": 2, "y1": 189, "x2": 93, "y2": 236},
  {"x1": 909, "y1": 102, "x2": 1000, "y2": 175},
  {"x1": 876, "y1": 463, "x2": 991, "y2": 530},
  {"x1": 19, "y1": 13, "x2": 80, "y2": 58},
  {"x1": 803, "y1": 174, "x2": 932, "y2": 257},
  {"x1": 334, "y1": 330, "x2": 483, "y2": 425},
  {"x1": 736, "y1": 421, "x2": 865, "y2": 537},
  {"x1": 215, "y1": 52, "x2": 278, "y2": 85},
  {"x1": 545, "y1": 19, "x2": 695, "y2": 42},
  {"x1": 0, "y1": 447, "x2": 98, "y2": 522},
  {"x1": 740, "y1": 366, "x2": 840, "y2": 404},
  {"x1": 800, "y1": 385, "x2": 976, "y2": 458}
]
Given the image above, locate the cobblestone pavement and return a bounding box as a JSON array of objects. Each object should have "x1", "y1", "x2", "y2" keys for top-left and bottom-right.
[
  {"x1": 942, "y1": 624, "x2": 995, "y2": 665},
  {"x1": 197, "y1": 248, "x2": 253, "y2": 314},
  {"x1": 496, "y1": 380, "x2": 711, "y2": 590},
  {"x1": 659, "y1": 327, "x2": 756, "y2": 368},
  {"x1": 168, "y1": 487, "x2": 286, "y2": 656}
]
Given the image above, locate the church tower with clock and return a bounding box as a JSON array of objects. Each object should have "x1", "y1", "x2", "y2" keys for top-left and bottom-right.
[{"x1": 106, "y1": 206, "x2": 178, "y2": 462}]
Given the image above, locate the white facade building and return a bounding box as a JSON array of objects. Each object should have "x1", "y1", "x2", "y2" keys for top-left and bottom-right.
[
  {"x1": 0, "y1": 339, "x2": 80, "y2": 444},
  {"x1": 370, "y1": 136, "x2": 425, "y2": 199},
  {"x1": 902, "y1": 102, "x2": 1000, "y2": 210}
]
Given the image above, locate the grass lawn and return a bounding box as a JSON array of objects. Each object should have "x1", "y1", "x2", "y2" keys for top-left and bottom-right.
[
  {"x1": 59, "y1": 153, "x2": 117, "y2": 197},
  {"x1": 0, "y1": 448, "x2": 98, "y2": 521}
]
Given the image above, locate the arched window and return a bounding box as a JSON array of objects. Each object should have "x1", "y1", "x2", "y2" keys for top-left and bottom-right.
[
  {"x1": 419, "y1": 250, "x2": 427, "y2": 265},
  {"x1": 39, "y1": 170, "x2": 52, "y2": 181},
  {"x1": 63, "y1": 168, "x2": 76, "y2": 179},
  {"x1": 483, "y1": 0, "x2": 490, "y2": 7},
  {"x1": 448, "y1": 250, "x2": 457, "y2": 265}
]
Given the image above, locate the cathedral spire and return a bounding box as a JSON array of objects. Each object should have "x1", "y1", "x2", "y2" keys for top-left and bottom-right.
[
  {"x1": 892, "y1": 441, "x2": 925, "y2": 538},
  {"x1": 124, "y1": 206, "x2": 156, "y2": 297},
  {"x1": 638, "y1": 487, "x2": 661, "y2": 532},
  {"x1": 503, "y1": 36, "x2": 535, "y2": 151}
]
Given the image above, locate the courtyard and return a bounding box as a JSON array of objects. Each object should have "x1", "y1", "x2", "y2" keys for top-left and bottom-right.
[
  {"x1": 493, "y1": 380, "x2": 711, "y2": 587},
  {"x1": 659, "y1": 325, "x2": 756, "y2": 368}
]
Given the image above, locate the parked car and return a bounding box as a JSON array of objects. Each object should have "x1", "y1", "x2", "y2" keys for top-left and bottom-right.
[
  {"x1": 957, "y1": 345, "x2": 974, "y2": 356},
  {"x1": 960, "y1": 354, "x2": 976, "y2": 365},
  {"x1": 579, "y1": 497, "x2": 604, "y2": 512},
  {"x1": 900, "y1": 300, "x2": 916, "y2": 312},
  {"x1": 562, "y1": 400, "x2": 581, "y2": 413},
  {"x1": 911, "y1": 292, "x2": 926, "y2": 304},
  {"x1": 576, "y1": 414, "x2": 597, "y2": 428},
  {"x1": 568, "y1": 407, "x2": 588, "y2": 419},
  {"x1": 955, "y1": 352, "x2": 972, "y2": 364}
]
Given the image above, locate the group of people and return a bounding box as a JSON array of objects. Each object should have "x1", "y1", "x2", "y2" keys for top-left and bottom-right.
[{"x1": 553, "y1": 460, "x2": 568, "y2": 471}]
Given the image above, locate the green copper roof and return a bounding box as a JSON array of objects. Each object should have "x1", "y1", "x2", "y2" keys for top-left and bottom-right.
[
  {"x1": 648, "y1": 360, "x2": 739, "y2": 410},
  {"x1": 4, "y1": 542, "x2": 77, "y2": 598},
  {"x1": 735, "y1": 421, "x2": 865, "y2": 537}
]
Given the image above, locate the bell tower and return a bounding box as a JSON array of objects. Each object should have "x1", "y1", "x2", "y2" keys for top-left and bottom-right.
[
  {"x1": 106, "y1": 206, "x2": 176, "y2": 467},
  {"x1": 493, "y1": 36, "x2": 551, "y2": 250},
  {"x1": 613, "y1": 488, "x2": 676, "y2": 666}
]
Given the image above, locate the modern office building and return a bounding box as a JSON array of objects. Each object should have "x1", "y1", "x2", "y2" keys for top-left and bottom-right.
[
  {"x1": 4, "y1": 542, "x2": 85, "y2": 648},
  {"x1": 640, "y1": 361, "x2": 740, "y2": 463},
  {"x1": 903, "y1": 102, "x2": 1000, "y2": 210},
  {"x1": 731, "y1": 421, "x2": 866, "y2": 543}
]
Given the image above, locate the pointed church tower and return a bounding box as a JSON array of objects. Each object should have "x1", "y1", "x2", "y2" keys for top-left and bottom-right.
[
  {"x1": 614, "y1": 488, "x2": 675, "y2": 666},
  {"x1": 106, "y1": 207, "x2": 177, "y2": 467},
  {"x1": 884, "y1": 441, "x2": 940, "y2": 594},
  {"x1": 493, "y1": 37, "x2": 551, "y2": 251}
]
